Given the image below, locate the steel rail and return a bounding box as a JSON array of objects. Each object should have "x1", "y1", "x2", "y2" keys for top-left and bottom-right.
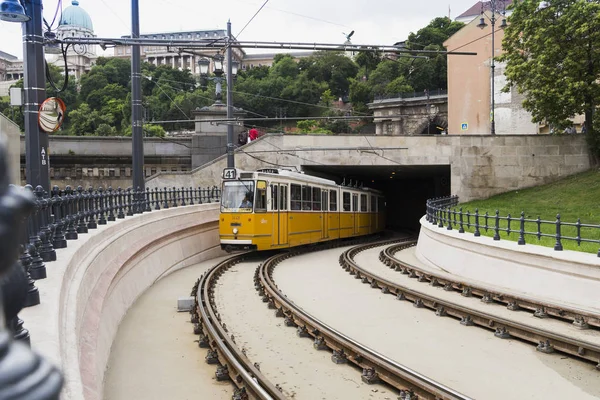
[
  {"x1": 193, "y1": 255, "x2": 286, "y2": 400},
  {"x1": 257, "y1": 240, "x2": 472, "y2": 400},
  {"x1": 381, "y1": 242, "x2": 600, "y2": 330},
  {"x1": 341, "y1": 241, "x2": 600, "y2": 368}
]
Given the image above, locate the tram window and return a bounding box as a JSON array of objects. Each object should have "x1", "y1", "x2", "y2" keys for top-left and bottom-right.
[
  {"x1": 271, "y1": 185, "x2": 278, "y2": 211},
  {"x1": 255, "y1": 181, "x2": 267, "y2": 212},
  {"x1": 360, "y1": 194, "x2": 367, "y2": 212},
  {"x1": 330, "y1": 191, "x2": 337, "y2": 211},
  {"x1": 378, "y1": 196, "x2": 385, "y2": 212},
  {"x1": 343, "y1": 192, "x2": 351, "y2": 212},
  {"x1": 370, "y1": 195, "x2": 376, "y2": 212},
  {"x1": 352, "y1": 194, "x2": 358, "y2": 212},
  {"x1": 280, "y1": 186, "x2": 287, "y2": 210},
  {"x1": 312, "y1": 187, "x2": 321, "y2": 211},
  {"x1": 291, "y1": 184, "x2": 301, "y2": 210},
  {"x1": 302, "y1": 186, "x2": 312, "y2": 210}
]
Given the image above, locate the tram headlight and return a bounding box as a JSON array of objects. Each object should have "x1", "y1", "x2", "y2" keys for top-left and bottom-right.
[{"x1": 233, "y1": 228, "x2": 239, "y2": 235}]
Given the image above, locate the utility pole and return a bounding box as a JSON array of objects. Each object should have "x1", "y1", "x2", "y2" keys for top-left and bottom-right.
[
  {"x1": 131, "y1": 0, "x2": 144, "y2": 197},
  {"x1": 226, "y1": 20, "x2": 234, "y2": 168},
  {"x1": 23, "y1": 0, "x2": 49, "y2": 191}
]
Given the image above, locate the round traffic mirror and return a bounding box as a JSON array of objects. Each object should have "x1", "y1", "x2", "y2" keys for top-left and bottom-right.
[{"x1": 38, "y1": 97, "x2": 66, "y2": 133}]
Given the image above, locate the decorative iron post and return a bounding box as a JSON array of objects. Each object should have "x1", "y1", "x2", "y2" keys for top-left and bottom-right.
[{"x1": 0, "y1": 140, "x2": 63, "y2": 398}]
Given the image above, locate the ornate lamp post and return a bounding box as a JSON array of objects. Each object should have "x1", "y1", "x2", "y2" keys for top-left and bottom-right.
[
  {"x1": 477, "y1": 0, "x2": 508, "y2": 135},
  {"x1": 197, "y1": 27, "x2": 240, "y2": 169},
  {"x1": 198, "y1": 55, "x2": 239, "y2": 104}
]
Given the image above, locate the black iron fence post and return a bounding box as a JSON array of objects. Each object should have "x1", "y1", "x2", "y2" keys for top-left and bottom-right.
[
  {"x1": 474, "y1": 209, "x2": 480, "y2": 237},
  {"x1": 76, "y1": 186, "x2": 88, "y2": 234},
  {"x1": 64, "y1": 186, "x2": 78, "y2": 240},
  {"x1": 518, "y1": 212, "x2": 526, "y2": 245},
  {"x1": 117, "y1": 188, "x2": 125, "y2": 219},
  {"x1": 108, "y1": 187, "x2": 116, "y2": 222},
  {"x1": 51, "y1": 186, "x2": 67, "y2": 249},
  {"x1": 459, "y1": 207, "x2": 465, "y2": 233},
  {"x1": 87, "y1": 187, "x2": 98, "y2": 229},
  {"x1": 493, "y1": 210, "x2": 500, "y2": 240},
  {"x1": 554, "y1": 214, "x2": 563, "y2": 251}
]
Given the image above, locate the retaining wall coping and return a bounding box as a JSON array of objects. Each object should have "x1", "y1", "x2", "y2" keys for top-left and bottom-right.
[{"x1": 20, "y1": 203, "x2": 222, "y2": 400}]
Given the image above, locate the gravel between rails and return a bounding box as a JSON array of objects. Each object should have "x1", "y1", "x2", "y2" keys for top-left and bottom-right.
[
  {"x1": 214, "y1": 259, "x2": 393, "y2": 400},
  {"x1": 274, "y1": 245, "x2": 600, "y2": 400}
]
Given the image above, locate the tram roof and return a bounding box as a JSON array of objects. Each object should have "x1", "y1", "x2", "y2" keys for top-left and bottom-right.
[{"x1": 253, "y1": 168, "x2": 383, "y2": 194}]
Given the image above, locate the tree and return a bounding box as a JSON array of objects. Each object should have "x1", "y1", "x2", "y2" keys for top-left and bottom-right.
[
  {"x1": 404, "y1": 17, "x2": 464, "y2": 90},
  {"x1": 406, "y1": 17, "x2": 464, "y2": 50},
  {"x1": 500, "y1": 0, "x2": 600, "y2": 156},
  {"x1": 270, "y1": 54, "x2": 299, "y2": 79}
]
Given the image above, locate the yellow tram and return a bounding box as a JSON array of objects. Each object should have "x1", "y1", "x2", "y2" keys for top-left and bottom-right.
[{"x1": 219, "y1": 168, "x2": 386, "y2": 252}]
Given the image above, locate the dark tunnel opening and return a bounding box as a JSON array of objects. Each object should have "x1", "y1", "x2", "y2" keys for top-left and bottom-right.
[{"x1": 302, "y1": 165, "x2": 451, "y2": 233}]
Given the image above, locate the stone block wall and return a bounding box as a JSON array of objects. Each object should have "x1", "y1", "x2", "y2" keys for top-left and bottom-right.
[{"x1": 147, "y1": 133, "x2": 592, "y2": 202}]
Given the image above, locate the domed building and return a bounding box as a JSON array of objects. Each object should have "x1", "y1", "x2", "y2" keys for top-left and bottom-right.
[{"x1": 50, "y1": 0, "x2": 97, "y2": 79}]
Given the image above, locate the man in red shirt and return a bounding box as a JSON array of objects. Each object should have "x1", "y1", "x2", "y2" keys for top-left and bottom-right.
[{"x1": 248, "y1": 126, "x2": 258, "y2": 142}]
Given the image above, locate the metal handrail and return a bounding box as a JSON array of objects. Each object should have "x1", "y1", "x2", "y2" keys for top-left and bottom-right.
[{"x1": 426, "y1": 195, "x2": 600, "y2": 256}]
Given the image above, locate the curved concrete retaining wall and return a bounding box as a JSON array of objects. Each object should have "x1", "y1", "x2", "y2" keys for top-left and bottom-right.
[
  {"x1": 416, "y1": 216, "x2": 600, "y2": 312},
  {"x1": 21, "y1": 204, "x2": 224, "y2": 400}
]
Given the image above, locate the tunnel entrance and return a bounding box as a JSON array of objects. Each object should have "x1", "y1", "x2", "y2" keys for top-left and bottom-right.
[{"x1": 302, "y1": 165, "x2": 451, "y2": 233}]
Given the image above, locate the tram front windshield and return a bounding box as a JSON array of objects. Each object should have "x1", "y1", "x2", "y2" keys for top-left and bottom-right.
[{"x1": 221, "y1": 181, "x2": 255, "y2": 212}]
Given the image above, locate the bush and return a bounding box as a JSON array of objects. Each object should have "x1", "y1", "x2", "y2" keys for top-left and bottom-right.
[{"x1": 95, "y1": 123, "x2": 117, "y2": 136}]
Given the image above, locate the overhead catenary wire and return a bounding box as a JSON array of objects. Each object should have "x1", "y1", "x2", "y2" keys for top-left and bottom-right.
[
  {"x1": 236, "y1": 0, "x2": 270, "y2": 39},
  {"x1": 58, "y1": 37, "x2": 477, "y2": 56},
  {"x1": 144, "y1": 76, "x2": 369, "y2": 119},
  {"x1": 144, "y1": 75, "x2": 191, "y2": 120},
  {"x1": 146, "y1": 113, "x2": 432, "y2": 125}
]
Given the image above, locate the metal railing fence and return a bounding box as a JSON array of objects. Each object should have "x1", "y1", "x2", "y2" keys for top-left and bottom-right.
[
  {"x1": 426, "y1": 196, "x2": 600, "y2": 257},
  {"x1": 373, "y1": 88, "x2": 448, "y2": 101}
]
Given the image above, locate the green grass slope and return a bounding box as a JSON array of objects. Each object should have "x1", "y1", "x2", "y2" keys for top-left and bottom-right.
[{"x1": 456, "y1": 169, "x2": 600, "y2": 254}]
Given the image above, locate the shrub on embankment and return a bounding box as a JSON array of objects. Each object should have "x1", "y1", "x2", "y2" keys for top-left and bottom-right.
[{"x1": 458, "y1": 169, "x2": 600, "y2": 254}]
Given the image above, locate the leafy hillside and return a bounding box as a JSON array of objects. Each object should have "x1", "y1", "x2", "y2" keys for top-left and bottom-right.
[{"x1": 458, "y1": 169, "x2": 600, "y2": 254}]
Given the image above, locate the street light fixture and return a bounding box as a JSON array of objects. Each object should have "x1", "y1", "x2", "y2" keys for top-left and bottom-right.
[
  {"x1": 0, "y1": 0, "x2": 30, "y2": 21},
  {"x1": 197, "y1": 55, "x2": 239, "y2": 103},
  {"x1": 477, "y1": 0, "x2": 507, "y2": 135}
]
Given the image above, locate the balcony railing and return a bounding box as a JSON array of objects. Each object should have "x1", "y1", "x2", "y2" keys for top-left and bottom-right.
[{"x1": 373, "y1": 88, "x2": 448, "y2": 101}]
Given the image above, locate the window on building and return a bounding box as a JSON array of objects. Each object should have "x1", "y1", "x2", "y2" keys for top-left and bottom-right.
[{"x1": 386, "y1": 123, "x2": 393, "y2": 134}]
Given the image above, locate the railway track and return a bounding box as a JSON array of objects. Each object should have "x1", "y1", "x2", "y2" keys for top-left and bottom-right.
[
  {"x1": 380, "y1": 242, "x2": 600, "y2": 329},
  {"x1": 255, "y1": 241, "x2": 472, "y2": 400},
  {"x1": 191, "y1": 254, "x2": 286, "y2": 400},
  {"x1": 340, "y1": 239, "x2": 600, "y2": 369}
]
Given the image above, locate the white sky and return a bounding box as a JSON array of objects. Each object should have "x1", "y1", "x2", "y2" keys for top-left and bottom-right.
[{"x1": 0, "y1": 0, "x2": 480, "y2": 59}]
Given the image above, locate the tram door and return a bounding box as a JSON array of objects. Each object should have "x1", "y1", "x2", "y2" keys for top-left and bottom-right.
[
  {"x1": 321, "y1": 190, "x2": 328, "y2": 239},
  {"x1": 271, "y1": 184, "x2": 288, "y2": 246}
]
